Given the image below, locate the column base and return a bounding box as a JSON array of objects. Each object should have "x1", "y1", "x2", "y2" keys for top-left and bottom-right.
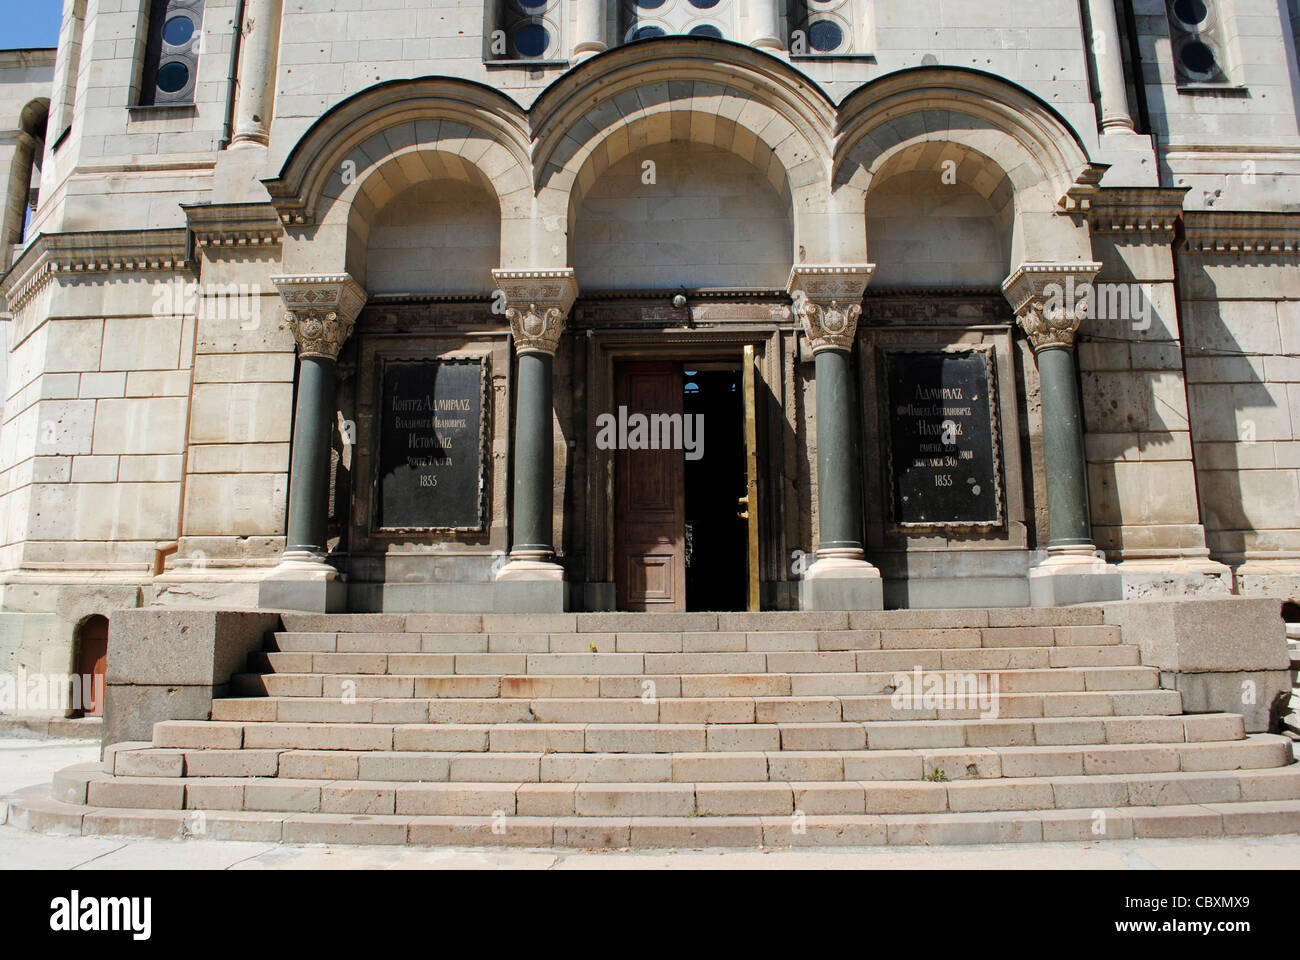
[
  {"x1": 800, "y1": 556, "x2": 884, "y2": 611},
  {"x1": 493, "y1": 557, "x2": 568, "y2": 612},
  {"x1": 1028, "y1": 548, "x2": 1123, "y2": 607},
  {"x1": 258, "y1": 554, "x2": 347, "y2": 613}
]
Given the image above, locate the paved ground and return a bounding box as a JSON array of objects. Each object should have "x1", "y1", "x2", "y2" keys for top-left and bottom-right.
[{"x1": 3, "y1": 734, "x2": 1299, "y2": 869}]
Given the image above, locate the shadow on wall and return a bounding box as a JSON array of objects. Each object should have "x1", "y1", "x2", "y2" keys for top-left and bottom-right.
[{"x1": 1178, "y1": 252, "x2": 1295, "y2": 589}]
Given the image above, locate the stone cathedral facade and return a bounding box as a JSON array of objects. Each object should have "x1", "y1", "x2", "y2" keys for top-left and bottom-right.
[{"x1": 1, "y1": 0, "x2": 1299, "y2": 686}]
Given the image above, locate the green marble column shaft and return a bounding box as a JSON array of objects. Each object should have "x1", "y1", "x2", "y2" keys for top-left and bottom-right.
[
  {"x1": 286, "y1": 355, "x2": 336, "y2": 556},
  {"x1": 511, "y1": 350, "x2": 554, "y2": 557},
  {"x1": 1037, "y1": 344, "x2": 1092, "y2": 549},
  {"x1": 815, "y1": 347, "x2": 865, "y2": 556}
]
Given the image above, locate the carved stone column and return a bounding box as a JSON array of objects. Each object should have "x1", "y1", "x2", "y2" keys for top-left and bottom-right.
[
  {"x1": 491, "y1": 269, "x2": 577, "y2": 610},
  {"x1": 788, "y1": 265, "x2": 883, "y2": 611},
  {"x1": 573, "y1": 0, "x2": 607, "y2": 58},
  {"x1": 749, "y1": 0, "x2": 783, "y2": 50},
  {"x1": 260, "y1": 273, "x2": 366, "y2": 613},
  {"x1": 1083, "y1": 0, "x2": 1135, "y2": 133},
  {"x1": 231, "y1": 0, "x2": 283, "y2": 148},
  {"x1": 1003, "y1": 262, "x2": 1121, "y2": 606}
]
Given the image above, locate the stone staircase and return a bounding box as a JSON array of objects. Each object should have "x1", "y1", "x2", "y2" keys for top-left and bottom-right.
[{"x1": 10, "y1": 607, "x2": 1300, "y2": 847}]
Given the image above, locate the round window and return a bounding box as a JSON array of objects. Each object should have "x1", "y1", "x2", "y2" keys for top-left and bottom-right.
[
  {"x1": 162, "y1": 15, "x2": 194, "y2": 47},
  {"x1": 637, "y1": 0, "x2": 667, "y2": 9},
  {"x1": 689, "y1": 24, "x2": 723, "y2": 38},
  {"x1": 516, "y1": 0, "x2": 549, "y2": 8},
  {"x1": 514, "y1": 23, "x2": 550, "y2": 58},
  {"x1": 1179, "y1": 39, "x2": 1217, "y2": 75},
  {"x1": 633, "y1": 25, "x2": 667, "y2": 40},
  {"x1": 808, "y1": 19, "x2": 843, "y2": 52},
  {"x1": 688, "y1": 0, "x2": 721, "y2": 8},
  {"x1": 1172, "y1": 0, "x2": 1209, "y2": 27},
  {"x1": 157, "y1": 61, "x2": 190, "y2": 94}
]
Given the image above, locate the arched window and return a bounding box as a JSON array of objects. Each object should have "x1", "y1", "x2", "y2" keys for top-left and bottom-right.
[
  {"x1": 621, "y1": 0, "x2": 736, "y2": 43},
  {"x1": 139, "y1": 0, "x2": 204, "y2": 105}
]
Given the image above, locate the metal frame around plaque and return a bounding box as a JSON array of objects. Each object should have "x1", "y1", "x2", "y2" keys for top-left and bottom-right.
[
  {"x1": 370, "y1": 354, "x2": 490, "y2": 535},
  {"x1": 879, "y1": 344, "x2": 1006, "y2": 533}
]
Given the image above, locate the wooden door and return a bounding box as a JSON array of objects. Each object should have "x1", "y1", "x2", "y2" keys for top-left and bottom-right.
[
  {"x1": 75, "y1": 615, "x2": 108, "y2": 717},
  {"x1": 615, "y1": 362, "x2": 686, "y2": 610}
]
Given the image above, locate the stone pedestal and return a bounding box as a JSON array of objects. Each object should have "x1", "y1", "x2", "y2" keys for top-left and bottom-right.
[{"x1": 789, "y1": 266, "x2": 883, "y2": 611}]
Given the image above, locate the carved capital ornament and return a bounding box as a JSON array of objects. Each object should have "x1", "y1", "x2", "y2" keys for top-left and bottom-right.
[
  {"x1": 272, "y1": 273, "x2": 368, "y2": 361},
  {"x1": 787, "y1": 265, "x2": 876, "y2": 354},
  {"x1": 1001, "y1": 262, "x2": 1103, "y2": 352},
  {"x1": 492, "y1": 269, "x2": 579, "y2": 356}
]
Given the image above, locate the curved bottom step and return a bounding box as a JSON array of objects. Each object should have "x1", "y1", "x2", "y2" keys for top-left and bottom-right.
[{"x1": 9, "y1": 783, "x2": 1300, "y2": 848}]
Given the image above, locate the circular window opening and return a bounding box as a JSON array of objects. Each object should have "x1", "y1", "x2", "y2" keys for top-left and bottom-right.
[
  {"x1": 1172, "y1": 0, "x2": 1209, "y2": 26},
  {"x1": 808, "y1": 19, "x2": 844, "y2": 52},
  {"x1": 517, "y1": 0, "x2": 549, "y2": 8},
  {"x1": 162, "y1": 15, "x2": 195, "y2": 46},
  {"x1": 689, "y1": 0, "x2": 721, "y2": 8},
  {"x1": 633, "y1": 25, "x2": 667, "y2": 40},
  {"x1": 689, "y1": 24, "x2": 723, "y2": 38},
  {"x1": 1180, "y1": 39, "x2": 1217, "y2": 75},
  {"x1": 157, "y1": 61, "x2": 190, "y2": 93},
  {"x1": 514, "y1": 23, "x2": 550, "y2": 57},
  {"x1": 637, "y1": 0, "x2": 667, "y2": 9}
]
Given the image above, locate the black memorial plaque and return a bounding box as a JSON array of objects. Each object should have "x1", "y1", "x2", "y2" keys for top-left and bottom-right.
[
  {"x1": 884, "y1": 349, "x2": 1003, "y2": 528},
  {"x1": 377, "y1": 358, "x2": 486, "y2": 531}
]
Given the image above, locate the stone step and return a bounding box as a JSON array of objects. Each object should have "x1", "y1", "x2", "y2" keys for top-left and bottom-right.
[
  {"x1": 267, "y1": 624, "x2": 1123, "y2": 654},
  {"x1": 276, "y1": 608, "x2": 1111, "y2": 638},
  {"x1": 140, "y1": 723, "x2": 1286, "y2": 775},
  {"x1": 232, "y1": 665, "x2": 1159, "y2": 700},
  {"x1": 77, "y1": 760, "x2": 1300, "y2": 818},
  {"x1": 252, "y1": 645, "x2": 1140, "y2": 675},
  {"x1": 12, "y1": 782, "x2": 1298, "y2": 846},
  {"x1": 113, "y1": 735, "x2": 1285, "y2": 784},
  {"x1": 145, "y1": 713, "x2": 1247, "y2": 758},
  {"x1": 209, "y1": 689, "x2": 1185, "y2": 724}
]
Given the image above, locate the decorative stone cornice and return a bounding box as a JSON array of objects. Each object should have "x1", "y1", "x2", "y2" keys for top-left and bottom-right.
[
  {"x1": 492, "y1": 268, "x2": 578, "y2": 356},
  {"x1": 786, "y1": 264, "x2": 875, "y2": 353},
  {"x1": 1056, "y1": 164, "x2": 1110, "y2": 213},
  {"x1": 272, "y1": 273, "x2": 367, "y2": 361},
  {"x1": 1085, "y1": 187, "x2": 1188, "y2": 238},
  {"x1": 1002, "y1": 261, "x2": 1103, "y2": 351},
  {"x1": 183, "y1": 201, "x2": 285, "y2": 249},
  {"x1": 1, "y1": 228, "x2": 192, "y2": 315},
  {"x1": 1181, "y1": 211, "x2": 1300, "y2": 255}
]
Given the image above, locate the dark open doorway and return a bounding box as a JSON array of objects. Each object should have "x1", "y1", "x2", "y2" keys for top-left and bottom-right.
[{"x1": 683, "y1": 365, "x2": 748, "y2": 611}]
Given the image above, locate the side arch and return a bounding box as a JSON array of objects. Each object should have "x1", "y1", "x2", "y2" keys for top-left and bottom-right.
[
  {"x1": 262, "y1": 78, "x2": 534, "y2": 277},
  {"x1": 836, "y1": 67, "x2": 1101, "y2": 265}
]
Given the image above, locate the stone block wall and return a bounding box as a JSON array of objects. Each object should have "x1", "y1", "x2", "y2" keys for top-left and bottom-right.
[{"x1": 1179, "y1": 214, "x2": 1300, "y2": 597}]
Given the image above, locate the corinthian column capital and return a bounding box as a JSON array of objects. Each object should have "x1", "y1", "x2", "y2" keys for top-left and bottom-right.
[
  {"x1": 787, "y1": 264, "x2": 875, "y2": 354},
  {"x1": 1002, "y1": 262, "x2": 1103, "y2": 352},
  {"x1": 492, "y1": 268, "x2": 579, "y2": 356},
  {"x1": 272, "y1": 273, "x2": 367, "y2": 361}
]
